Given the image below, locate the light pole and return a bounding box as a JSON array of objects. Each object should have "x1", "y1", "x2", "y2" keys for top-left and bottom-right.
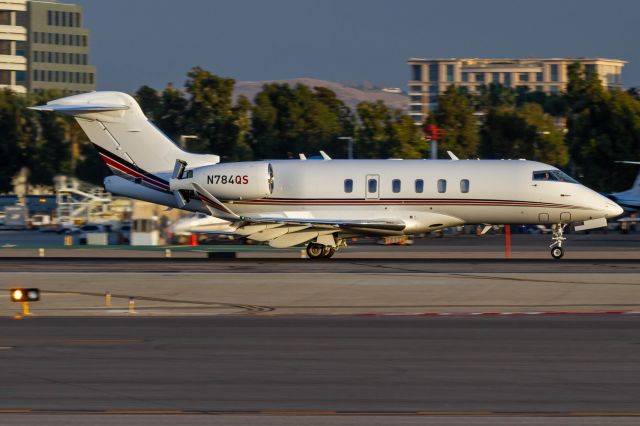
[
  {"x1": 179, "y1": 135, "x2": 199, "y2": 149},
  {"x1": 338, "y1": 136, "x2": 353, "y2": 160}
]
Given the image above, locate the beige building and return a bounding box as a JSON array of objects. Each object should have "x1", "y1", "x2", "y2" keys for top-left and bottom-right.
[
  {"x1": 27, "y1": 0, "x2": 96, "y2": 93},
  {"x1": 407, "y1": 57, "x2": 626, "y2": 123},
  {"x1": 0, "y1": 0, "x2": 95, "y2": 96},
  {"x1": 0, "y1": 0, "x2": 28, "y2": 94}
]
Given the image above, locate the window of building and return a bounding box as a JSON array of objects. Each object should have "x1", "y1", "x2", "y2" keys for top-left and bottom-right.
[
  {"x1": 492, "y1": 72, "x2": 500, "y2": 84},
  {"x1": 550, "y1": 64, "x2": 559, "y2": 82},
  {"x1": 33, "y1": 69, "x2": 38, "y2": 81},
  {"x1": 536, "y1": 72, "x2": 543, "y2": 82},
  {"x1": 47, "y1": 10, "x2": 53, "y2": 26},
  {"x1": 437, "y1": 179, "x2": 447, "y2": 193},
  {"x1": 446, "y1": 64, "x2": 454, "y2": 82},
  {"x1": 460, "y1": 179, "x2": 470, "y2": 193},
  {"x1": 536, "y1": 85, "x2": 544, "y2": 92},
  {"x1": 15, "y1": 41, "x2": 25, "y2": 57},
  {"x1": 428, "y1": 84, "x2": 439, "y2": 102},
  {"x1": 519, "y1": 73, "x2": 529, "y2": 82},
  {"x1": 475, "y1": 73, "x2": 485, "y2": 83},
  {"x1": 461, "y1": 72, "x2": 468, "y2": 82},
  {"x1": 411, "y1": 64, "x2": 422, "y2": 81},
  {"x1": 415, "y1": 179, "x2": 424, "y2": 193},
  {"x1": 0, "y1": 40, "x2": 10, "y2": 55},
  {"x1": 0, "y1": 11, "x2": 10, "y2": 25},
  {"x1": 585, "y1": 64, "x2": 596, "y2": 77},
  {"x1": 410, "y1": 95, "x2": 422, "y2": 102},
  {"x1": 368, "y1": 178, "x2": 377, "y2": 194},
  {"x1": 82, "y1": 35, "x2": 88, "y2": 46},
  {"x1": 428, "y1": 63, "x2": 439, "y2": 82},
  {"x1": 550, "y1": 85, "x2": 559, "y2": 94},
  {"x1": 409, "y1": 85, "x2": 421, "y2": 93},
  {"x1": 410, "y1": 104, "x2": 422, "y2": 112},
  {"x1": 55, "y1": 11, "x2": 60, "y2": 26},
  {"x1": 0, "y1": 70, "x2": 10, "y2": 85},
  {"x1": 392, "y1": 179, "x2": 401, "y2": 193},
  {"x1": 15, "y1": 71, "x2": 25, "y2": 84},
  {"x1": 62, "y1": 11, "x2": 67, "y2": 26},
  {"x1": 504, "y1": 72, "x2": 512, "y2": 87}
]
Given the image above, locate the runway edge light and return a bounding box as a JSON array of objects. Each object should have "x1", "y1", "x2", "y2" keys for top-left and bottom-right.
[{"x1": 10, "y1": 288, "x2": 40, "y2": 302}]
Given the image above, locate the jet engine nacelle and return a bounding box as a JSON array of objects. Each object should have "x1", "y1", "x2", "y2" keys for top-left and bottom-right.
[{"x1": 170, "y1": 161, "x2": 273, "y2": 201}]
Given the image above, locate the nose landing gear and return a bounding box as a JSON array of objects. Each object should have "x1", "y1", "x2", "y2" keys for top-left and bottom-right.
[{"x1": 550, "y1": 224, "x2": 567, "y2": 259}]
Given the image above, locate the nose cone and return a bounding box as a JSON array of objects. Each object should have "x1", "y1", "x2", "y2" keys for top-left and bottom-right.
[{"x1": 604, "y1": 202, "x2": 624, "y2": 219}]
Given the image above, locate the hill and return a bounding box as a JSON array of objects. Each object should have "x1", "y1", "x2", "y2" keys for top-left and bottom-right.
[{"x1": 233, "y1": 77, "x2": 408, "y2": 111}]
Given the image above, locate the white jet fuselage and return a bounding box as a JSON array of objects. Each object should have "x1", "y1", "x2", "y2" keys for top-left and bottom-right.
[{"x1": 106, "y1": 158, "x2": 620, "y2": 235}]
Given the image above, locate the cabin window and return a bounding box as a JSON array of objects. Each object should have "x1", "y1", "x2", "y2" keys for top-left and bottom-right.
[
  {"x1": 415, "y1": 179, "x2": 424, "y2": 193},
  {"x1": 392, "y1": 179, "x2": 401, "y2": 193},
  {"x1": 460, "y1": 179, "x2": 470, "y2": 193},
  {"x1": 368, "y1": 179, "x2": 377, "y2": 193},
  {"x1": 437, "y1": 179, "x2": 447, "y2": 193},
  {"x1": 344, "y1": 179, "x2": 353, "y2": 193}
]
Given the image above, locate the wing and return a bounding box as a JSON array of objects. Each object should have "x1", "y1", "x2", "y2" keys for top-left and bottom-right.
[{"x1": 191, "y1": 186, "x2": 408, "y2": 248}]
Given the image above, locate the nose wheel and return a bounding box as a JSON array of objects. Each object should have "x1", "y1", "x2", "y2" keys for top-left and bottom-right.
[{"x1": 549, "y1": 224, "x2": 567, "y2": 259}]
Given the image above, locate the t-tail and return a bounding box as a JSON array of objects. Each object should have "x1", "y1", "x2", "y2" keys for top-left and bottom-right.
[{"x1": 30, "y1": 91, "x2": 219, "y2": 195}]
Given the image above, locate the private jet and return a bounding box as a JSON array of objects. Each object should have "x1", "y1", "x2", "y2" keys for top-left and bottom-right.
[{"x1": 31, "y1": 92, "x2": 623, "y2": 259}]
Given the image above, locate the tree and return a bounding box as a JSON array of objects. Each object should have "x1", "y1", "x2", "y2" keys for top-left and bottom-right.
[
  {"x1": 480, "y1": 103, "x2": 568, "y2": 166},
  {"x1": 135, "y1": 85, "x2": 162, "y2": 121},
  {"x1": 354, "y1": 101, "x2": 425, "y2": 159},
  {"x1": 429, "y1": 86, "x2": 479, "y2": 158},
  {"x1": 185, "y1": 67, "x2": 237, "y2": 157},
  {"x1": 566, "y1": 63, "x2": 640, "y2": 190},
  {"x1": 252, "y1": 83, "x2": 350, "y2": 159}
]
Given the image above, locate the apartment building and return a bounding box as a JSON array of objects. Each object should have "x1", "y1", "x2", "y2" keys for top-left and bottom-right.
[
  {"x1": 0, "y1": 0, "x2": 28, "y2": 93},
  {"x1": 407, "y1": 57, "x2": 626, "y2": 123}
]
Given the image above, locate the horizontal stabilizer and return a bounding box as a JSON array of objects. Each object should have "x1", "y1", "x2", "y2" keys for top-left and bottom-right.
[{"x1": 29, "y1": 103, "x2": 129, "y2": 115}]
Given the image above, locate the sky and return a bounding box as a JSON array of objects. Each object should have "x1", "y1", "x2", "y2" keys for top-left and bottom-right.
[{"x1": 73, "y1": 0, "x2": 640, "y2": 92}]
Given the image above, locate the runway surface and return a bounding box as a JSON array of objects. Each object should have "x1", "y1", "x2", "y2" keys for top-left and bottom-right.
[
  {"x1": 0, "y1": 316, "x2": 639, "y2": 423},
  {"x1": 1, "y1": 257, "x2": 640, "y2": 273}
]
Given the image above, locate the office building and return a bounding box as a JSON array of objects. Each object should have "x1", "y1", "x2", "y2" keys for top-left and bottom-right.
[
  {"x1": 407, "y1": 57, "x2": 625, "y2": 123},
  {"x1": 27, "y1": 0, "x2": 96, "y2": 93}
]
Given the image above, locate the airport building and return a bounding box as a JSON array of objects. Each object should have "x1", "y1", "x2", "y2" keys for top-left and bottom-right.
[
  {"x1": 407, "y1": 57, "x2": 626, "y2": 123},
  {"x1": 0, "y1": 0, "x2": 95, "y2": 95}
]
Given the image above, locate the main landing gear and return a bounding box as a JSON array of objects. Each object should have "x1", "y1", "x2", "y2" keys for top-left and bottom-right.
[
  {"x1": 550, "y1": 224, "x2": 567, "y2": 259},
  {"x1": 306, "y1": 243, "x2": 336, "y2": 259}
]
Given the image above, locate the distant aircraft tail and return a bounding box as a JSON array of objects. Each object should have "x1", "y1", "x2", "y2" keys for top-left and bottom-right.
[
  {"x1": 616, "y1": 161, "x2": 640, "y2": 196},
  {"x1": 31, "y1": 92, "x2": 219, "y2": 181}
]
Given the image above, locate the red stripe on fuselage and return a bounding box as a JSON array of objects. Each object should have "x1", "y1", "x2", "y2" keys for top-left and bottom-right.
[{"x1": 99, "y1": 153, "x2": 169, "y2": 191}]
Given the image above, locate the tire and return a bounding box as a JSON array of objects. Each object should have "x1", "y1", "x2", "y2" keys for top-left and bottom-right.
[
  {"x1": 306, "y1": 244, "x2": 324, "y2": 259},
  {"x1": 322, "y1": 246, "x2": 336, "y2": 258},
  {"x1": 551, "y1": 247, "x2": 564, "y2": 259}
]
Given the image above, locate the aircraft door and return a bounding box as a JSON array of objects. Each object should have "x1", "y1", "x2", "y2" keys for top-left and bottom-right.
[{"x1": 366, "y1": 174, "x2": 380, "y2": 199}]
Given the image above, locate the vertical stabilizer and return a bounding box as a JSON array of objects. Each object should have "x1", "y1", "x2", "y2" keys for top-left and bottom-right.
[{"x1": 31, "y1": 92, "x2": 219, "y2": 176}]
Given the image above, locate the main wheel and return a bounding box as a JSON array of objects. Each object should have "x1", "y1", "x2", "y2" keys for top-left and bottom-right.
[
  {"x1": 551, "y1": 246, "x2": 564, "y2": 259},
  {"x1": 321, "y1": 246, "x2": 336, "y2": 258},
  {"x1": 306, "y1": 244, "x2": 325, "y2": 259}
]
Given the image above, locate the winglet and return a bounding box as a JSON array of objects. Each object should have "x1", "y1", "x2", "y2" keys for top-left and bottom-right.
[
  {"x1": 447, "y1": 151, "x2": 459, "y2": 160},
  {"x1": 191, "y1": 183, "x2": 240, "y2": 220}
]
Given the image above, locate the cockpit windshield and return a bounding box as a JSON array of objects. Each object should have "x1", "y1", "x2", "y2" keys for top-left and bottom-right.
[{"x1": 532, "y1": 170, "x2": 579, "y2": 184}]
